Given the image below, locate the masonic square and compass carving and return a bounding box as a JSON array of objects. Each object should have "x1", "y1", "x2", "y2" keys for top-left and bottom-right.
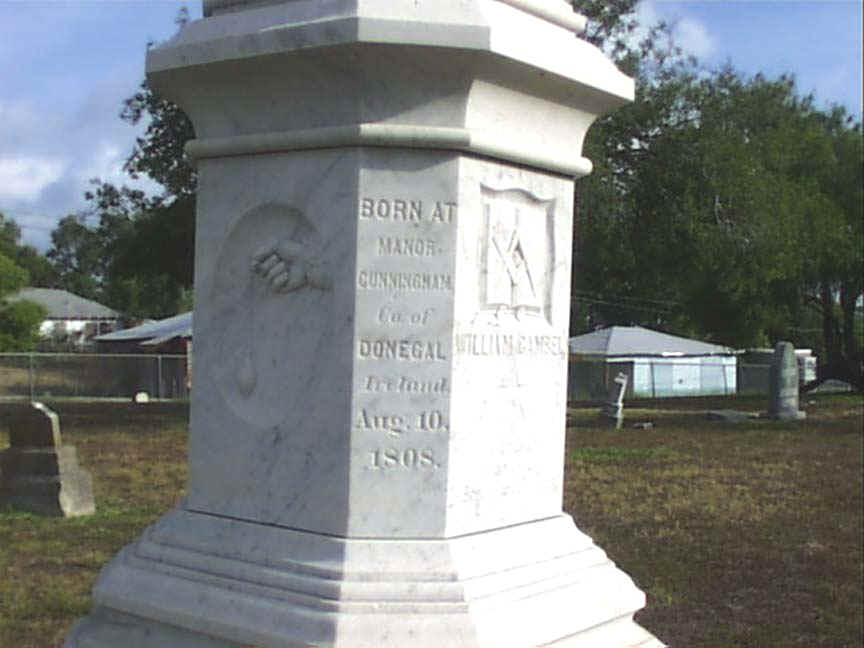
[{"x1": 478, "y1": 185, "x2": 556, "y2": 325}]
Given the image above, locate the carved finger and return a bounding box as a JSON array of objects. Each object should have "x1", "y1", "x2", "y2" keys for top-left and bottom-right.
[
  {"x1": 252, "y1": 242, "x2": 278, "y2": 263},
  {"x1": 255, "y1": 253, "x2": 281, "y2": 275},
  {"x1": 271, "y1": 272, "x2": 291, "y2": 292},
  {"x1": 265, "y1": 260, "x2": 287, "y2": 281}
]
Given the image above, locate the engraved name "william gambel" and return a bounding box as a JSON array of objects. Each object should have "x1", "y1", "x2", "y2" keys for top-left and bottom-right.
[
  {"x1": 455, "y1": 333, "x2": 567, "y2": 357},
  {"x1": 358, "y1": 338, "x2": 447, "y2": 361},
  {"x1": 357, "y1": 271, "x2": 452, "y2": 291}
]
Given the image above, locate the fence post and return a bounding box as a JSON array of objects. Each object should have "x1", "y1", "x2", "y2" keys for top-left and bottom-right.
[
  {"x1": 157, "y1": 355, "x2": 163, "y2": 400},
  {"x1": 28, "y1": 353, "x2": 35, "y2": 400}
]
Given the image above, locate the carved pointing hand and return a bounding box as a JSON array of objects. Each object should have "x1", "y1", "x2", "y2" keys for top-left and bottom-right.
[{"x1": 251, "y1": 239, "x2": 331, "y2": 293}]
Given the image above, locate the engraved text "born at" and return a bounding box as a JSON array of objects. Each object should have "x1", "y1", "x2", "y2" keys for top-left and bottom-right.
[{"x1": 359, "y1": 198, "x2": 456, "y2": 224}]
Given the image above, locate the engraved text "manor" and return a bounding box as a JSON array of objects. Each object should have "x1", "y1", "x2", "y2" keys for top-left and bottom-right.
[{"x1": 377, "y1": 237, "x2": 441, "y2": 257}]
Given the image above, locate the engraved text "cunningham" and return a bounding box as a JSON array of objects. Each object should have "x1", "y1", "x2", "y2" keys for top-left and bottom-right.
[{"x1": 358, "y1": 271, "x2": 452, "y2": 291}]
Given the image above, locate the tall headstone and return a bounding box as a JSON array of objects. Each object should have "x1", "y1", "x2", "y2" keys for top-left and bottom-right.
[
  {"x1": 769, "y1": 341, "x2": 806, "y2": 420},
  {"x1": 0, "y1": 402, "x2": 95, "y2": 517},
  {"x1": 65, "y1": 2, "x2": 663, "y2": 646}
]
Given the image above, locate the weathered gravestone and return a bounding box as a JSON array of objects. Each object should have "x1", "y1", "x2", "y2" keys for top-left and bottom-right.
[
  {"x1": 604, "y1": 371, "x2": 628, "y2": 428},
  {"x1": 0, "y1": 402, "x2": 95, "y2": 517},
  {"x1": 769, "y1": 341, "x2": 806, "y2": 420},
  {"x1": 65, "y1": 2, "x2": 664, "y2": 646}
]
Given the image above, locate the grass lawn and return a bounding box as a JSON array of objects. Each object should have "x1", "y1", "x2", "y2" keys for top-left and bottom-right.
[{"x1": 1, "y1": 395, "x2": 862, "y2": 647}]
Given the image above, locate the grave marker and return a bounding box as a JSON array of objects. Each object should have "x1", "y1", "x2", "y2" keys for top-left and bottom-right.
[
  {"x1": 604, "y1": 371, "x2": 629, "y2": 427},
  {"x1": 65, "y1": 2, "x2": 664, "y2": 646},
  {"x1": 769, "y1": 341, "x2": 806, "y2": 420},
  {"x1": 0, "y1": 402, "x2": 95, "y2": 517}
]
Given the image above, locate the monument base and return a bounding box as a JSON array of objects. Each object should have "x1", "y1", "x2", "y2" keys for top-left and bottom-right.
[{"x1": 64, "y1": 508, "x2": 663, "y2": 648}]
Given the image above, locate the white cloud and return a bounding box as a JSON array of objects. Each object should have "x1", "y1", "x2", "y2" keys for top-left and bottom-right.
[
  {"x1": 0, "y1": 100, "x2": 42, "y2": 149},
  {"x1": 0, "y1": 156, "x2": 65, "y2": 202},
  {"x1": 633, "y1": 0, "x2": 716, "y2": 61},
  {"x1": 675, "y1": 17, "x2": 716, "y2": 59}
]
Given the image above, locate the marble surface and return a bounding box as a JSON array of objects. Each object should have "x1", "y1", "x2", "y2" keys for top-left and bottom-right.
[
  {"x1": 65, "y1": 1, "x2": 662, "y2": 646},
  {"x1": 769, "y1": 341, "x2": 806, "y2": 420},
  {"x1": 66, "y1": 509, "x2": 662, "y2": 648},
  {"x1": 149, "y1": 0, "x2": 632, "y2": 177},
  {"x1": 185, "y1": 149, "x2": 571, "y2": 539}
]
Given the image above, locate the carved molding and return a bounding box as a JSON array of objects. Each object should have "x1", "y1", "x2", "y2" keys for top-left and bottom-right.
[{"x1": 186, "y1": 124, "x2": 593, "y2": 178}]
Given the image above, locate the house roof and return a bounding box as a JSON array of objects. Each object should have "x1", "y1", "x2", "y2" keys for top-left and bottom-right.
[
  {"x1": 95, "y1": 311, "x2": 192, "y2": 345},
  {"x1": 6, "y1": 288, "x2": 119, "y2": 320},
  {"x1": 569, "y1": 325, "x2": 734, "y2": 357}
]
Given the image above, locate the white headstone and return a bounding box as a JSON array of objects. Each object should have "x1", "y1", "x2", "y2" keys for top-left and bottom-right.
[
  {"x1": 769, "y1": 341, "x2": 806, "y2": 420},
  {"x1": 65, "y1": 2, "x2": 664, "y2": 647}
]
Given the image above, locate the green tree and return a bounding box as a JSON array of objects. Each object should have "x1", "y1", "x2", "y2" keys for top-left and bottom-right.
[
  {"x1": 46, "y1": 11, "x2": 196, "y2": 320},
  {"x1": 0, "y1": 251, "x2": 27, "y2": 298},
  {"x1": 47, "y1": 213, "x2": 105, "y2": 301},
  {"x1": 798, "y1": 111, "x2": 863, "y2": 387},
  {"x1": 574, "y1": 49, "x2": 862, "y2": 386},
  {"x1": 0, "y1": 212, "x2": 48, "y2": 350},
  {"x1": 0, "y1": 211, "x2": 57, "y2": 287},
  {"x1": 0, "y1": 299, "x2": 47, "y2": 351}
]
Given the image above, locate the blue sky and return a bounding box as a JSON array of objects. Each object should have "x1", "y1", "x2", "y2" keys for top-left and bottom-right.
[{"x1": 1, "y1": 0, "x2": 861, "y2": 250}]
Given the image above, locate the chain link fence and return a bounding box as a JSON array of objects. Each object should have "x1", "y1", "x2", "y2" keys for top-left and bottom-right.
[
  {"x1": 0, "y1": 353, "x2": 190, "y2": 401},
  {"x1": 568, "y1": 358, "x2": 774, "y2": 402}
]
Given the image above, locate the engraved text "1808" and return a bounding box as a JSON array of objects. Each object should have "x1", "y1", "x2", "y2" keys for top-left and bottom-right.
[{"x1": 369, "y1": 448, "x2": 439, "y2": 470}]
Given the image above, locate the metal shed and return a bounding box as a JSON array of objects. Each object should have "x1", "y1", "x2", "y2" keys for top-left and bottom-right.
[
  {"x1": 94, "y1": 312, "x2": 192, "y2": 354},
  {"x1": 568, "y1": 326, "x2": 737, "y2": 401}
]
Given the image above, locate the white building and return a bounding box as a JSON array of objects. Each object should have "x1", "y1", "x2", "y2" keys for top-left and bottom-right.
[
  {"x1": 6, "y1": 288, "x2": 121, "y2": 346},
  {"x1": 568, "y1": 325, "x2": 737, "y2": 400}
]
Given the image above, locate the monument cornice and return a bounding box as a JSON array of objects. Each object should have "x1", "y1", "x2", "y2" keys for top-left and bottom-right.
[
  {"x1": 148, "y1": 4, "x2": 631, "y2": 108},
  {"x1": 185, "y1": 123, "x2": 594, "y2": 177},
  {"x1": 202, "y1": 0, "x2": 587, "y2": 35}
]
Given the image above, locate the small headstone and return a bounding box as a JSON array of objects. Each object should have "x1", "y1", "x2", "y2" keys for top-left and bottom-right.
[
  {"x1": 706, "y1": 409, "x2": 760, "y2": 423},
  {"x1": 0, "y1": 402, "x2": 95, "y2": 517},
  {"x1": 768, "y1": 342, "x2": 806, "y2": 420},
  {"x1": 810, "y1": 379, "x2": 853, "y2": 394},
  {"x1": 134, "y1": 392, "x2": 150, "y2": 403},
  {"x1": 603, "y1": 371, "x2": 628, "y2": 428}
]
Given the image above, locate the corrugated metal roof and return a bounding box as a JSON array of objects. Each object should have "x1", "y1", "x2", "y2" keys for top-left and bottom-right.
[
  {"x1": 569, "y1": 326, "x2": 734, "y2": 357},
  {"x1": 95, "y1": 311, "x2": 192, "y2": 343},
  {"x1": 6, "y1": 288, "x2": 119, "y2": 320}
]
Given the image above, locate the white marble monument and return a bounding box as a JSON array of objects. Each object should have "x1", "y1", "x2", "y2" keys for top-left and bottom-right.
[{"x1": 65, "y1": 1, "x2": 664, "y2": 646}]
